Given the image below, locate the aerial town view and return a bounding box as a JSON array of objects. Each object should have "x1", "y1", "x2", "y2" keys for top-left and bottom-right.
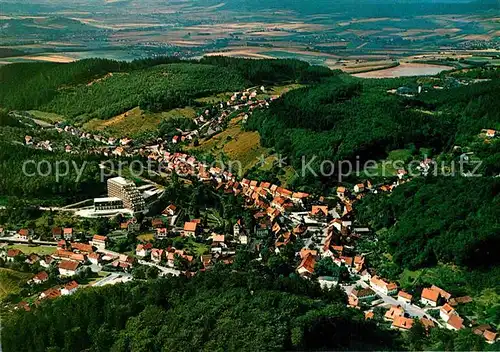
[{"x1": 0, "y1": 0, "x2": 499, "y2": 351}]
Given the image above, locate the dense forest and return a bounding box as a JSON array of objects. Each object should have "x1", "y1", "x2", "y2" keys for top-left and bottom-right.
[
  {"x1": 0, "y1": 57, "x2": 332, "y2": 123},
  {"x1": 2, "y1": 264, "x2": 402, "y2": 352},
  {"x1": 356, "y1": 177, "x2": 500, "y2": 270},
  {"x1": 246, "y1": 74, "x2": 500, "y2": 186},
  {"x1": 0, "y1": 142, "x2": 104, "y2": 206}
]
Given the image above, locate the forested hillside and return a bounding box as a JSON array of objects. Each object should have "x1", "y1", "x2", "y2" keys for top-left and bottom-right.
[
  {"x1": 356, "y1": 177, "x2": 500, "y2": 270},
  {"x1": 1, "y1": 265, "x2": 402, "y2": 352},
  {"x1": 247, "y1": 74, "x2": 500, "y2": 186},
  {"x1": 0, "y1": 57, "x2": 331, "y2": 123}
]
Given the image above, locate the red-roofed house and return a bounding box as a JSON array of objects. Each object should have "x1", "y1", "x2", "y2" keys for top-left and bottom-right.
[
  {"x1": 40, "y1": 287, "x2": 61, "y2": 300},
  {"x1": 183, "y1": 221, "x2": 198, "y2": 237},
  {"x1": 397, "y1": 291, "x2": 413, "y2": 304},
  {"x1": 421, "y1": 287, "x2": 440, "y2": 307},
  {"x1": 32, "y1": 271, "x2": 49, "y2": 284},
  {"x1": 63, "y1": 228, "x2": 73, "y2": 240},
  {"x1": 61, "y1": 280, "x2": 79, "y2": 295},
  {"x1": 151, "y1": 249, "x2": 164, "y2": 263},
  {"x1": 58, "y1": 260, "x2": 81, "y2": 277},
  {"x1": 90, "y1": 235, "x2": 107, "y2": 249},
  {"x1": 18, "y1": 228, "x2": 33, "y2": 240},
  {"x1": 6, "y1": 249, "x2": 23, "y2": 262},
  {"x1": 297, "y1": 252, "x2": 316, "y2": 277},
  {"x1": 370, "y1": 276, "x2": 398, "y2": 295},
  {"x1": 392, "y1": 316, "x2": 414, "y2": 330},
  {"x1": 136, "y1": 243, "x2": 152, "y2": 258},
  {"x1": 446, "y1": 314, "x2": 464, "y2": 331}
]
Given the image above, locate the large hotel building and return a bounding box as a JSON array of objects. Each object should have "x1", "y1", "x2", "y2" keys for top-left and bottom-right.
[{"x1": 107, "y1": 177, "x2": 145, "y2": 212}]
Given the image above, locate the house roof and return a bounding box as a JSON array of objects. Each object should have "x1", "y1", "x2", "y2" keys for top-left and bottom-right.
[
  {"x1": 298, "y1": 253, "x2": 316, "y2": 274},
  {"x1": 52, "y1": 227, "x2": 62, "y2": 235},
  {"x1": 42, "y1": 287, "x2": 61, "y2": 299},
  {"x1": 63, "y1": 228, "x2": 73, "y2": 234},
  {"x1": 311, "y1": 205, "x2": 328, "y2": 216},
  {"x1": 431, "y1": 285, "x2": 452, "y2": 300},
  {"x1": 19, "y1": 229, "x2": 29, "y2": 236},
  {"x1": 7, "y1": 249, "x2": 22, "y2": 257},
  {"x1": 392, "y1": 316, "x2": 414, "y2": 330},
  {"x1": 446, "y1": 314, "x2": 464, "y2": 330},
  {"x1": 58, "y1": 260, "x2": 79, "y2": 271},
  {"x1": 440, "y1": 303, "x2": 455, "y2": 315},
  {"x1": 184, "y1": 221, "x2": 198, "y2": 232},
  {"x1": 352, "y1": 287, "x2": 375, "y2": 298},
  {"x1": 384, "y1": 305, "x2": 404, "y2": 320},
  {"x1": 93, "y1": 235, "x2": 107, "y2": 242},
  {"x1": 71, "y1": 242, "x2": 93, "y2": 253},
  {"x1": 483, "y1": 330, "x2": 497, "y2": 342},
  {"x1": 64, "y1": 280, "x2": 79, "y2": 290},
  {"x1": 34, "y1": 271, "x2": 49, "y2": 281},
  {"x1": 398, "y1": 291, "x2": 413, "y2": 300},
  {"x1": 365, "y1": 311, "x2": 374, "y2": 320},
  {"x1": 421, "y1": 287, "x2": 439, "y2": 302}
]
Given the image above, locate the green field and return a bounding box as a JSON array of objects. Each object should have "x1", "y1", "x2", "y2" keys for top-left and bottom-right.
[
  {"x1": 7, "y1": 244, "x2": 57, "y2": 256},
  {"x1": 83, "y1": 106, "x2": 197, "y2": 137}
]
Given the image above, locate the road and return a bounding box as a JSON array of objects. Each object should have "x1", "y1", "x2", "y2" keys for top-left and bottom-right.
[
  {"x1": 344, "y1": 279, "x2": 442, "y2": 326},
  {"x1": 138, "y1": 260, "x2": 181, "y2": 276},
  {"x1": 0, "y1": 236, "x2": 58, "y2": 246},
  {"x1": 93, "y1": 273, "x2": 133, "y2": 287}
]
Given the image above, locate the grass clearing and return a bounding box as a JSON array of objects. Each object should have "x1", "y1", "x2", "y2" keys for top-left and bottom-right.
[
  {"x1": 7, "y1": 244, "x2": 56, "y2": 256},
  {"x1": 27, "y1": 110, "x2": 65, "y2": 123},
  {"x1": 137, "y1": 232, "x2": 155, "y2": 242},
  {"x1": 188, "y1": 116, "x2": 269, "y2": 175},
  {"x1": 0, "y1": 268, "x2": 32, "y2": 300},
  {"x1": 83, "y1": 106, "x2": 196, "y2": 137},
  {"x1": 388, "y1": 149, "x2": 413, "y2": 163}
]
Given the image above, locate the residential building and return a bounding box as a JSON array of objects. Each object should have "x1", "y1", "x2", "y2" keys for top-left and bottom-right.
[
  {"x1": 385, "y1": 305, "x2": 404, "y2": 321},
  {"x1": 61, "y1": 281, "x2": 79, "y2": 295},
  {"x1": 440, "y1": 303, "x2": 456, "y2": 322},
  {"x1": 183, "y1": 221, "x2": 198, "y2": 237},
  {"x1": 370, "y1": 276, "x2": 398, "y2": 295},
  {"x1": 392, "y1": 316, "x2": 414, "y2": 330},
  {"x1": 297, "y1": 252, "x2": 316, "y2": 277},
  {"x1": 58, "y1": 260, "x2": 81, "y2": 277},
  {"x1": 446, "y1": 314, "x2": 464, "y2": 331},
  {"x1": 397, "y1": 291, "x2": 413, "y2": 304},
  {"x1": 162, "y1": 204, "x2": 177, "y2": 216},
  {"x1": 63, "y1": 228, "x2": 73, "y2": 240},
  {"x1": 90, "y1": 235, "x2": 107, "y2": 250},
  {"x1": 136, "y1": 243, "x2": 152, "y2": 258},
  {"x1": 88, "y1": 252, "x2": 101, "y2": 265},
  {"x1": 32, "y1": 271, "x2": 49, "y2": 284},
  {"x1": 40, "y1": 287, "x2": 61, "y2": 300},
  {"x1": 421, "y1": 287, "x2": 440, "y2": 307},
  {"x1": 6, "y1": 249, "x2": 22, "y2": 262},
  {"x1": 107, "y1": 177, "x2": 145, "y2": 212},
  {"x1": 18, "y1": 228, "x2": 33, "y2": 240},
  {"x1": 151, "y1": 249, "x2": 164, "y2": 263}
]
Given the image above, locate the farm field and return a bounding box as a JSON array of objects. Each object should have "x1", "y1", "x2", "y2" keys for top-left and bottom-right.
[{"x1": 353, "y1": 62, "x2": 453, "y2": 78}]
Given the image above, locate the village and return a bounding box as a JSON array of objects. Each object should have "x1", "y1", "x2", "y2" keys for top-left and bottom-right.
[{"x1": 1, "y1": 85, "x2": 498, "y2": 345}]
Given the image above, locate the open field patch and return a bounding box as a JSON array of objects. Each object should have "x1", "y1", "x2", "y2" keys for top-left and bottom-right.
[
  {"x1": 353, "y1": 62, "x2": 452, "y2": 78},
  {"x1": 83, "y1": 106, "x2": 196, "y2": 137},
  {"x1": 7, "y1": 244, "x2": 56, "y2": 256}
]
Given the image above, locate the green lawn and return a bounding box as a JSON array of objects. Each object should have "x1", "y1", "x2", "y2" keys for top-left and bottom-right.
[
  {"x1": 387, "y1": 149, "x2": 413, "y2": 163},
  {"x1": 7, "y1": 244, "x2": 56, "y2": 256}
]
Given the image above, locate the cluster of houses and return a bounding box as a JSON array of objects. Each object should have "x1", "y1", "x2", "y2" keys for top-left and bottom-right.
[{"x1": 188, "y1": 86, "x2": 272, "y2": 140}]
